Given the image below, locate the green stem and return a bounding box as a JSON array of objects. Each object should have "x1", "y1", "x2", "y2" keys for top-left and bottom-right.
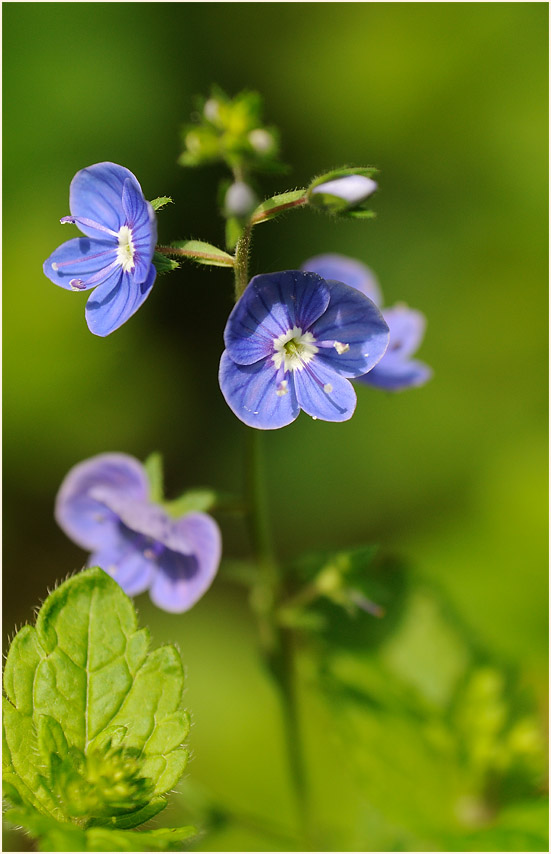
[
  {"x1": 233, "y1": 224, "x2": 253, "y2": 300},
  {"x1": 234, "y1": 210, "x2": 312, "y2": 846},
  {"x1": 244, "y1": 429, "x2": 312, "y2": 846},
  {"x1": 245, "y1": 428, "x2": 278, "y2": 655}
]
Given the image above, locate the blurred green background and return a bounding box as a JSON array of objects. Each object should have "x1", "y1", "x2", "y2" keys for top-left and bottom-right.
[{"x1": 3, "y1": 3, "x2": 547, "y2": 851}]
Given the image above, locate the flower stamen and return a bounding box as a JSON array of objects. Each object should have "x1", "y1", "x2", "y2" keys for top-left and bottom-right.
[
  {"x1": 272, "y1": 326, "x2": 318, "y2": 372},
  {"x1": 116, "y1": 225, "x2": 136, "y2": 272}
]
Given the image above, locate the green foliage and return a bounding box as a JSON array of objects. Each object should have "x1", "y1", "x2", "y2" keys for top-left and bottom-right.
[
  {"x1": 281, "y1": 546, "x2": 408, "y2": 648},
  {"x1": 168, "y1": 240, "x2": 235, "y2": 267},
  {"x1": 3, "y1": 568, "x2": 194, "y2": 851},
  {"x1": 250, "y1": 190, "x2": 307, "y2": 225},
  {"x1": 316, "y1": 583, "x2": 548, "y2": 851},
  {"x1": 143, "y1": 451, "x2": 164, "y2": 503},
  {"x1": 164, "y1": 488, "x2": 217, "y2": 517},
  {"x1": 149, "y1": 196, "x2": 173, "y2": 212},
  {"x1": 225, "y1": 217, "x2": 243, "y2": 252},
  {"x1": 152, "y1": 251, "x2": 180, "y2": 275},
  {"x1": 4, "y1": 808, "x2": 196, "y2": 852}
]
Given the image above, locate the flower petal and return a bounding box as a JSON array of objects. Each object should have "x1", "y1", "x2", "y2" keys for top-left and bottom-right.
[
  {"x1": 55, "y1": 453, "x2": 150, "y2": 551},
  {"x1": 43, "y1": 237, "x2": 117, "y2": 291},
  {"x1": 70, "y1": 162, "x2": 144, "y2": 239},
  {"x1": 88, "y1": 491, "x2": 178, "y2": 549},
  {"x1": 85, "y1": 262, "x2": 156, "y2": 337},
  {"x1": 310, "y1": 279, "x2": 389, "y2": 377},
  {"x1": 89, "y1": 542, "x2": 155, "y2": 597},
  {"x1": 301, "y1": 254, "x2": 382, "y2": 305},
  {"x1": 122, "y1": 180, "x2": 157, "y2": 284},
  {"x1": 224, "y1": 271, "x2": 330, "y2": 365},
  {"x1": 294, "y1": 360, "x2": 357, "y2": 422},
  {"x1": 359, "y1": 359, "x2": 433, "y2": 391},
  {"x1": 382, "y1": 305, "x2": 427, "y2": 360},
  {"x1": 149, "y1": 513, "x2": 221, "y2": 613},
  {"x1": 219, "y1": 350, "x2": 299, "y2": 429}
]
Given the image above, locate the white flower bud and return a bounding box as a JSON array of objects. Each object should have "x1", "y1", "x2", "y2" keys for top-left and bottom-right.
[
  {"x1": 225, "y1": 182, "x2": 258, "y2": 218},
  {"x1": 248, "y1": 128, "x2": 274, "y2": 153},
  {"x1": 311, "y1": 174, "x2": 378, "y2": 205}
]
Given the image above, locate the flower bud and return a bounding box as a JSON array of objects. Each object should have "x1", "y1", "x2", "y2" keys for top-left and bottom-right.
[
  {"x1": 224, "y1": 181, "x2": 258, "y2": 219},
  {"x1": 307, "y1": 168, "x2": 378, "y2": 216},
  {"x1": 311, "y1": 174, "x2": 377, "y2": 208},
  {"x1": 248, "y1": 128, "x2": 275, "y2": 154}
]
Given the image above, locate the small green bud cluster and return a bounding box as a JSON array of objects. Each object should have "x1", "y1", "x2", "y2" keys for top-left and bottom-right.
[
  {"x1": 51, "y1": 742, "x2": 154, "y2": 822},
  {"x1": 178, "y1": 87, "x2": 281, "y2": 174}
]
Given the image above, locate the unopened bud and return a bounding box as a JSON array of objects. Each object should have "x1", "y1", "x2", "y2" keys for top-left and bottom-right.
[
  {"x1": 311, "y1": 174, "x2": 378, "y2": 206},
  {"x1": 225, "y1": 181, "x2": 258, "y2": 218},
  {"x1": 248, "y1": 128, "x2": 274, "y2": 154}
]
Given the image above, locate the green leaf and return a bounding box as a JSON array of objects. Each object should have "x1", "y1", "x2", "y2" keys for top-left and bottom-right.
[
  {"x1": 152, "y1": 252, "x2": 180, "y2": 275},
  {"x1": 308, "y1": 165, "x2": 378, "y2": 188},
  {"x1": 225, "y1": 217, "x2": 243, "y2": 252},
  {"x1": 163, "y1": 488, "x2": 217, "y2": 517},
  {"x1": 149, "y1": 196, "x2": 173, "y2": 212},
  {"x1": 4, "y1": 807, "x2": 197, "y2": 852},
  {"x1": 143, "y1": 452, "x2": 164, "y2": 503},
  {"x1": 250, "y1": 189, "x2": 307, "y2": 225},
  {"x1": 168, "y1": 240, "x2": 235, "y2": 267},
  {"x1": 3, "y1": 568, "x2": 189, "y2": 829}
]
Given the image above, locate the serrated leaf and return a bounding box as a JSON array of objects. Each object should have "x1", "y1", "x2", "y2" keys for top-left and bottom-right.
[
  {"x1": 143, "y1": 452, "x2": 164, "y2": 503},
  {"x1": 4, "y1": 807, "x2": 196, "y2": 852},
  {"x1": 250, "y1": 189, "x2": 307, "y2": 225},
  {"x1": 150, "y1": 196, "x2": 173, "y2": 212},
  {"x1": 169, "y1": 240, "x2": 234, "y2": 267},
  {"x1": 3, "y1": 568, "x2": 189, "y2": 828}
]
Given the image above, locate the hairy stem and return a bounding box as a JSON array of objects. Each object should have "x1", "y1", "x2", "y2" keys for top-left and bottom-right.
[{"x1": 233, "y1": 224, "x2": 253, "y2": 300}]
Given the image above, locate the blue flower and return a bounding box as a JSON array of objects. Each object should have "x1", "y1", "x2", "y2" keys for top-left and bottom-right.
[
  {"x1": 302, "y1": 254, "x2": 432, "y2": 392},
  {"x1": 43, "y1": 163, "x2": 157, "y2": 337},
  {"x1": 55, "y1": 453, "x2": 221, "y2": 613},
  {"x1": 219, "y1": 270, "x2": 390, "y2": 429}
]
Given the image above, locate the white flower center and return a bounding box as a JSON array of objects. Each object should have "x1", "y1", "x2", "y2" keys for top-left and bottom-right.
[
  {"x1": 116, "y1": 225, "x2": 135, "y2": 272},
  {"x1": 272, "y1": 326, "x2": 318, "y2": 372}
]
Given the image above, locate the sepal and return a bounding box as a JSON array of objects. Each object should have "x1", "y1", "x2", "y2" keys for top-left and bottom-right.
[
  {"x1": 149, "y1": 196, "x2": 173, "y2": 212},
  {"x1": 152, "y1": 251, "x2": 180, "y2": 275}
]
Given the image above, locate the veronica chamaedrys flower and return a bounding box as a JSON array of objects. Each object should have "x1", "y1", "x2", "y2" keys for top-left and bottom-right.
[
  {"x1": 43, "y1": 162, "x2": 157, "y2": 337},
  {"x1": 55, "y1": 454, "x2": 221, "y2": 613},
  {"x1": 302, "y1": 254, "x2": 432, "y2": 391},
  {"x1": 219, "y1": 270, "x2": 389, "y2": 429}
]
